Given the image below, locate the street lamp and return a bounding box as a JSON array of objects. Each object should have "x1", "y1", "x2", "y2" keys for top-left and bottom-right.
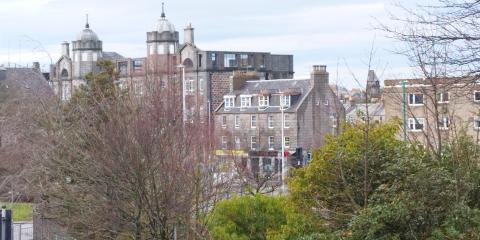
[{"x1": 176, "y1": 64, "x2": 186, "y2": 122}]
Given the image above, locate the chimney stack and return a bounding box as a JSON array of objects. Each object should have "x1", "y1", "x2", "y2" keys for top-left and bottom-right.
[
  {"x1": 184, "y1": 23, "x2": 194, "y2": 45},
  {"x1": 32, "y1": 62, "x2": 40, "y2": 72},
  {"x1": 61, "y1": 41, "x2": 70, "y2": 57},
  {"x1": 311, "y1": 65, "x2": 329, "y2": 89}
]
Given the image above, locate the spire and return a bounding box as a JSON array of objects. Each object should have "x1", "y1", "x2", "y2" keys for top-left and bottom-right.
[
  {"x1": 161, "y1": 2, "x2": 166, "y2": 18},
  {"x1": 85, "y1": 13, "x2": 89, "y2": 29}
]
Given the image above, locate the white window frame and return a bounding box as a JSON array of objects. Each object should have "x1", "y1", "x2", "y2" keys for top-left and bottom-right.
[
  {"x1": 224, "y1": 53, "x2": 236, "y2": 67},
  {"x1": 438, "y1": 116, "x2": 450, "y2": 130},
  {"x1": 474, "y1": 116, "x2": 480, "y2": 130},
  {"x1": 474, "y1": 91, "x2": 480, "y2": 102},
  {"x1": 268, "y1": 136, "x2": 275, "y2": 150},
  {"x1": 280, "y1": 95, "x2": 291, "y2": 108},
  {"x1": 235, "y1": 115, "x2": 240, "y2": 128},
  {"x1": 251, "y1": 136, "x2": 257, "y2": 150},
  {"x1": 221, "y1": 115, "x2": 227, "y2": 128},
  {"x1": 258, "y1": 95, "x2": 269, "y2": 108},
  {"x1": 437, "y1": 92, "x2": 449, "y2": 103},
  {"x1": 240, "y1": 95, "x2": 252, "y2": 108},
  {"x1": 224, "y1": 96, "x2": 235, "y2": 108},
  {"x1": 268, "y1": 115, "x2": 274, "y2": 128},
  {"x1": 408, "y1": 93, "x2": 424, "y2": 106},
  {"x1": 250, "y1": 115, "x2": 257, "y2": 128},
  {"x1": 283, "y1": 114, "x2": 290, "y2": 128},
  {"x1": 199, "y1": 78, "x2": 204, "y2": 94},
  {"x1": 408, "y1": 117, "x2": 425, "y2": 132}
]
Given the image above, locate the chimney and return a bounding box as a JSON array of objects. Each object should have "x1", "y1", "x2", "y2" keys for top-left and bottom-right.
[
  {"x1": 311, "y1": 65, "x2": 329, "y2": 89},
  {"x1": 184, "y1": 23, "x2": 194, "y2": 45},
  {"x1": 61, "y1": 41, "x2": 70, "y2": 57},
  {"x1": 32, "y1": 62, "x2": 40, "y2": 72}
]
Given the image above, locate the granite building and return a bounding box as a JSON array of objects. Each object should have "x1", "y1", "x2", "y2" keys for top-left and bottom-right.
[{"x1": 214, "y1": 65, "x2": 345, "y2": 184}]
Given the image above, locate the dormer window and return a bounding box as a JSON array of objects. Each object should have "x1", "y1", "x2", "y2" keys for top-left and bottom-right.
[
  {"x1": 280, "y1": 95, "x2": 291, "y2": 108},
  {"x1": 240, "y1": 95, "x2": 252, "y2": 108},
  {"x1": 224, "y1": 96, "x2": 235, "y2": 108},
  {"x1": 258, "y1": 95, "x2": 269, "y2": 109}
]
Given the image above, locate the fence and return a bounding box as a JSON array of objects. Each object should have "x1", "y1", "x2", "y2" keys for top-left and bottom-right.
[{"x1": 12, "y1": 222, "x2": 32, "y2": 240}]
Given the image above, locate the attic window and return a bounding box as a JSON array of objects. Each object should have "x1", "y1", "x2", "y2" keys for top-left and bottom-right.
[
  {"x1": 259, "y1": 95, "x2": 269, "y2": 108},
  {"x1": 280, "y1": 95, "x2": 291, "y2": 108},
  {"x1": 224, "y1": 96, "x2": 235, "y2": 108},
  {"x1": 240, "y1": 95, "x2": 252, "y2": 108}
]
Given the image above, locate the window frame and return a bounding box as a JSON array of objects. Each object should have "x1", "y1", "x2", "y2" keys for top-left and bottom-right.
[
  {"x1": 474, "y1": 91, "x2": 480, "y2": 102},
  {"x1": 235, "y1": 115, "x2": 240, "y2": 128},
  {"x1": 268, "y1": 115, "x2": 274, "y2": 128},
  {"x1": 224, "y1": 96, "x2": 235, "y2": 108},
  {"x1": 250, "y1": 115, "x2": 257, "y2": 128},
  {"x1": 474, "y1": 116, "x2": 480, "y2": 130},
  {"x1": 221, "y1": 136, "x2": 227, "y2": 150},
  {"x1": 408, "y1": 93, "x2": 424, "y2": 106},
  {"x1": 408, "y1": 117, "x2": 425, "y2": 132},
  {"x1": 284, "y1": 137, "x2": 290, "y2": 148},
  {"x1": 283, "y1": 114, "x2": 290, "y2": 128},
  {"x1": 221, "y1": 115, "x2": 227, "y2": 128},
  {"x1": 251, "y1": 136, "x2": 257, "y2": 150},
  {"x1": 280, "y1": 95, "x2": 291, "y2": 108},
  {"x1": 437, "y1": 92, "x2": 449, "y2": 103},
  {"x1": 224, "y1": 53, "x2": 236, "y2": 68},
  {"x1": 258, "y1": 95, "x2": 269, "y2": 108},
  {"x1": 268, "y1": 136, "x2": 275, "y2": 150},
  {"x1": 240, "y1": 95, "x2": 252, "y2": 108}
]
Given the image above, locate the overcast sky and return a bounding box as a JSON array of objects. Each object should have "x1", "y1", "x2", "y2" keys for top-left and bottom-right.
[{"x1": 0, "y1": 0, "x2": 424, "y2": 88}]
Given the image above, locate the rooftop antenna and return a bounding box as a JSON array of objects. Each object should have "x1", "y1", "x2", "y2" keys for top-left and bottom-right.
[
  {"x1": 85, "y1": 13, "x2": 89, "y2": 28},
  {"x1": 161, "y1": 2, "x2": 166, "y2": 18}
]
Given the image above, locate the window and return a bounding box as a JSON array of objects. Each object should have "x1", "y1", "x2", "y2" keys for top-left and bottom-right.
[
  {"x1": 250, "y1": 115, "x2": 257, "y2": 128},
  {"x1": 235, "y1": 115, "x2": 240, "y2": 128},
  {"x1": 240, "y1": 54, "x2": 248, "y2": 67},
  {"x1": 169, "y1": 44, "x2": 175, "y2": 54},
  {"x1": 284, "y1": 137, "x2": 290, "y2": 148},
  {"x1": 224, "y1": 96, "x2": 235, "y2": 108},
  {"x1": 474, "y1": 91, "x2": 480, "y2": 102},
  {"x1": 263, "y1": 158, "x2": 272, "y2": 173},
  {"x1": 199, "y1": 78, "x2": 204, "y2": 94},
  {"x1": 221, "y1": 136, "x2": 227, "y2": 149},
  {"x1": 211, "y1": 53, "x2": 217, "y2": 67},
  {"x1": 82, "y1": 52, "x2": 88, "y2": 61},
  {"x1": 224, "y1": 53, "x2": 236, "y2": 67},
  {"x1": 283, "y1": 114, "x2": 290, "y2": 128},
  {"x1": 268, "y1": 136, "x2": 275, "y2": 150},
  {"x1": 437, "y1": 92, "x2": 449, "y2": 103},
  {"x1": 118, "y1": 61, "x2": 128, "y2": 76},
  {"x1": 268, "y1": 115, "x2": 274, "y2": 128},
  {"x1": 133, "y1": 59, "x2": 144, "y2": 72},
  {"x1": 438, "y1": 116, "x2": 450, "y2": 130},
  {"x1": 408, "y1": 118, "x2": 425, "y2": 131},
  {"x1": 198, "y1": 54, "x2": 203, "y2": 67},
  {"x1": 185, "y1": 79, "x2": 195, "y2": 93},
  {"x1": 408, "y1": 93, "x2": 424, "y2": 105},
  {"x1": 235, "y1": 136, "x2": 241, "y2": 149},
  {"x1": 222, "y1": 116, "x2": 227, "y2": 128},
  {"x1": 280, "y1": 95, "x2": 291, "y2": 108},
  {"x1": 251, "y1": 136, "x2": 257, "y2": 150},
  {"x1": 92, "y1": 52, "x2": 98, "y2": 61},
  {"x1": 259, "y1": 95, "x2": 269, "y2": 108},
  {"x1": 240, "y1": 96, "x2": 251, "y2": 108},
  {"x1": 474, "y1": 117, "x2": 480, "y2": 130}
]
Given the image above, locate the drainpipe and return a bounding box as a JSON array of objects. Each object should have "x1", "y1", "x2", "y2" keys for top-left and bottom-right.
[{"x1": 402, "y1": 80, "x2": 407, "y2": 141}]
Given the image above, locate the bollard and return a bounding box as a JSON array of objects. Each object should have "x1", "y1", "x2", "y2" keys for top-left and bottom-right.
[{"x1": 0, "y1": 206, "x2": 12, "y2": 240}]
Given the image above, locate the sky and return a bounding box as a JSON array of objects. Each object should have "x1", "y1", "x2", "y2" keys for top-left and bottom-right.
[{"x1": 0, "y1": 0, "x2": 424, "y2": 88}]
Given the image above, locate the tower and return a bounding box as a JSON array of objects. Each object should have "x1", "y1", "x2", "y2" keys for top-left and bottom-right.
[
  {"x1": 71, "y1": 14, "x2": 103, "y2": 80},
  {"x1": 146, "y1": 3, "x2": 179, "y2": 57}
]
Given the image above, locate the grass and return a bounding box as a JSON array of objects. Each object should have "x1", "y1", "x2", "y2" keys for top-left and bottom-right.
[{"x1": 0, "y1": 202, "x2": 33, "y2": 222}]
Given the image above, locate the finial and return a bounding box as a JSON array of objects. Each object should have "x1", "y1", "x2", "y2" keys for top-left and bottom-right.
[
  {"x1": 85, "y1": 14, "x2": 89, "y2": 29},
  {"x1": 161, "y1": 2, "x2": 166, "y2": 18}
]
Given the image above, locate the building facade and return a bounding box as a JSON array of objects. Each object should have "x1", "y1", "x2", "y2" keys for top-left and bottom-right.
[
  {"x1": 214, "y1": 65, "x2": 345, "y2": 186},
  {"x1": 383, "y1": 78, "x2": 480, "y2": 148}
]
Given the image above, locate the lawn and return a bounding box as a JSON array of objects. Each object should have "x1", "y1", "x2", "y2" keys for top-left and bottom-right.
[{"x1": 0, "y1": 202, "x2": 33, "y2": 222}]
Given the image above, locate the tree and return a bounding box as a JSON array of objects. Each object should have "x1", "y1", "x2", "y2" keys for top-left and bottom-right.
[
  {"x1": 206, "y1": 194, "x2": 287, "y2": 240},
  {"x1": 33, "y1": 60, "x2": 221, "y2": 239},
  {"x1": 288, "y1": 121, "x2": 404, "y2": 230}
]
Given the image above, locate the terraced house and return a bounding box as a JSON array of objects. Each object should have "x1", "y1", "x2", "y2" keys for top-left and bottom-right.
[{"x1": 214, "y1": 65, "x2": 345, "y2": 185}]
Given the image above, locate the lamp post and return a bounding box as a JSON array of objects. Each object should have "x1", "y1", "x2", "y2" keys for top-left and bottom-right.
[{"x1": 176, "y1": 64, "x2": 186, "y2": 122}]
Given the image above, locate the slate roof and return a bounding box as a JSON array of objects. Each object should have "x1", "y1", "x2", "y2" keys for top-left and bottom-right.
[
  {"x1": 217, "y1": 78, "x2": 312, "y2": 114},
  {"x1": 102, "y1": 52, "x2": 125, "y2": 61}
]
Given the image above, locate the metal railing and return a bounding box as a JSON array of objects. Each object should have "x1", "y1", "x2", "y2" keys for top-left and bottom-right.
[{"x1": 13, "y1": 222, "x2": 32, "y2": 240}]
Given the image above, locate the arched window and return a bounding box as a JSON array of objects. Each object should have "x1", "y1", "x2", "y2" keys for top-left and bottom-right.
[
  {"x1": 183, "y1": 58, "x2": 194, "y2": 68},
  {"x1": 61, "y1": 69, "x2": 69, "y2": 79}
]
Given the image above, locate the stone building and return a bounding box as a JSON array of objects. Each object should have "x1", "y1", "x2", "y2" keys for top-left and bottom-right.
[
  {"x1": 383, "y1": 77, "x2": 480, "y2": 148},
  {"x1": 49, "y1": 17, "x2": 124, "y2": 101},
  {"x1": 214, "y1": 65, "x2": 345, "y2": 186}
]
